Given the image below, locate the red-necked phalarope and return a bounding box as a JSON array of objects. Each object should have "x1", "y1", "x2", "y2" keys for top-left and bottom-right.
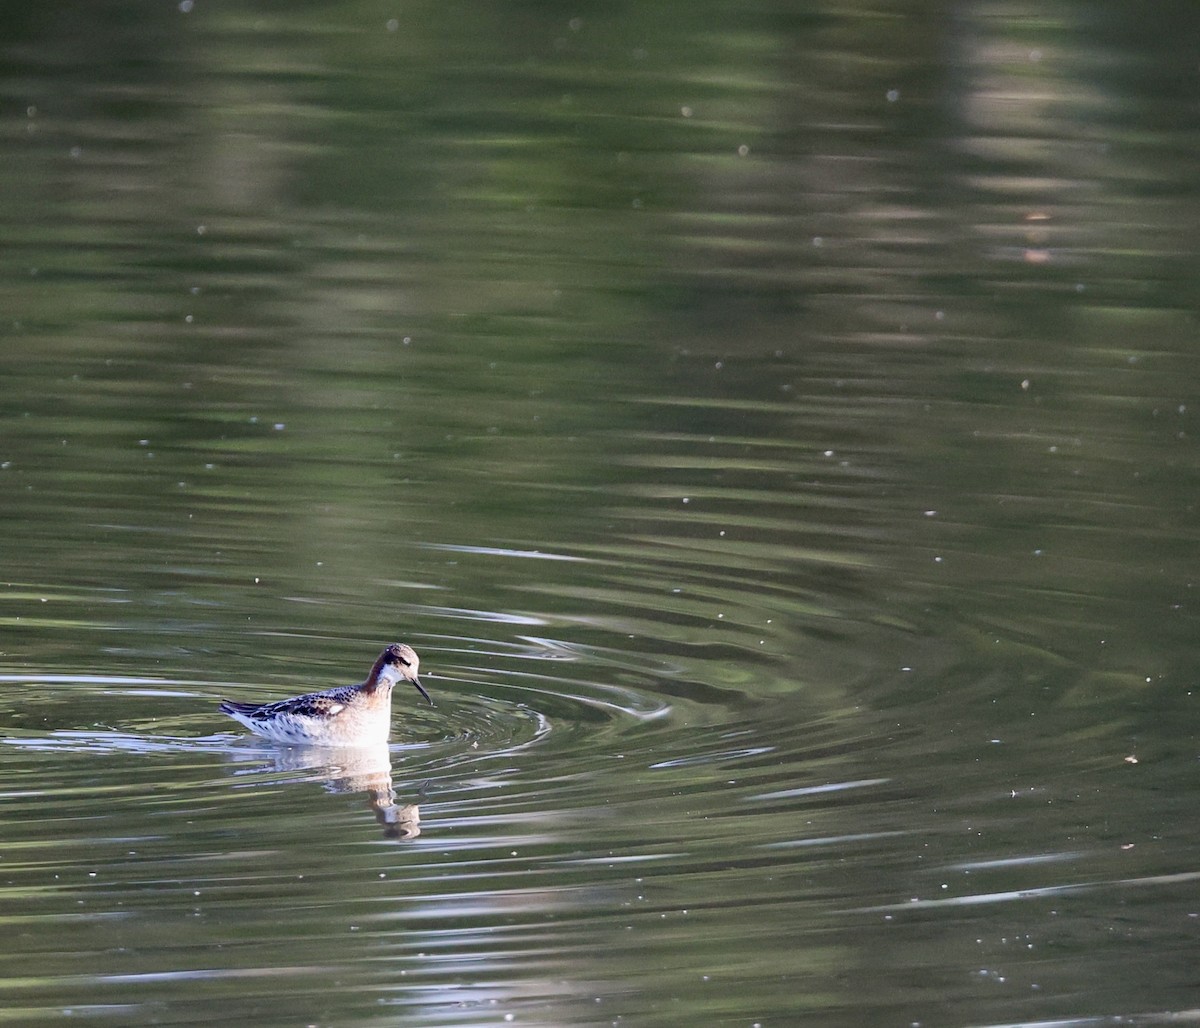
[{"x1": 218, "y1": 643, "x2": 431, "y2": 746}]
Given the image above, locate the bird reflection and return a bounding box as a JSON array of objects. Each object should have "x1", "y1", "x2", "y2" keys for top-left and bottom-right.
[{"x1": 263, "y1": 741, "x2": 423, "y2": 840}]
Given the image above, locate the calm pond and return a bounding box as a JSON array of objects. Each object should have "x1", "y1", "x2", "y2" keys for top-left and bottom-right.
[{"x1": 1, "y1": 2, "x2": 1198, "y2": 1025}]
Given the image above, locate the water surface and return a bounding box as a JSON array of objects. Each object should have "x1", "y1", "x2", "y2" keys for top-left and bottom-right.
[{"x1": 1, "y1": 1, "x2": 1198, "y2": 1025}]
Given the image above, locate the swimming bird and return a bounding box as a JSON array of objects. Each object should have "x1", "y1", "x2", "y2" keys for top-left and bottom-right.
[{"x1": 218, "y1": 643, "x2": 430, "y2": 746}]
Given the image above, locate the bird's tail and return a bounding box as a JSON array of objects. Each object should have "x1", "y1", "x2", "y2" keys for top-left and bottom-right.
[{"x1": 218, "y1": 699, "x2": 259, "y2": 716}]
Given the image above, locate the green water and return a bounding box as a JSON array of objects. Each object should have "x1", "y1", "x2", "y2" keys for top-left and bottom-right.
[{"x1": 1, "y1": 1, "x2": 1198, "y2": 1025}]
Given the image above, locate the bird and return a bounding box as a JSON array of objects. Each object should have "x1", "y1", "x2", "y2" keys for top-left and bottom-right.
[{"x1": 218, "y1": 643, "x2": 431, "y2": 746}]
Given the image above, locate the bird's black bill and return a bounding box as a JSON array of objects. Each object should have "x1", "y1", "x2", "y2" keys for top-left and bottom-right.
[{"x1": 411, "y1": 676, "x2": 433, "y2": 705}]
